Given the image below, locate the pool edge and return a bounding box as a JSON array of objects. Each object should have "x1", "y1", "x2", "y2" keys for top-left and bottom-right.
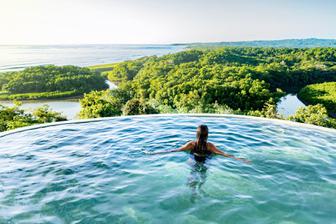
[{"x1": 1, "y1": 113, "x2": 336, "y2": 138}]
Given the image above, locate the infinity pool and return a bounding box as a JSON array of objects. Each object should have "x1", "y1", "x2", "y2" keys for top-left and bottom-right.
[{"x1": 0, "y1": 115, "x2": 335, "y2": 223}]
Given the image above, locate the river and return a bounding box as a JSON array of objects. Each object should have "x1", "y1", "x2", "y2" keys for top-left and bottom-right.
[
  {"x1": 0, "y1": 80, "x2": 117, "y2": 120},
  {"x1": 0, "y1": 45, "x2": 305, "y2": 119},
  {"x1": 0, "y1": 44, "x2": 184, "y2": 119},
  {"x1": 276, "y1": 94, "x2": 306, "y2": 117},
  {"x1": 0, "y1": 94, "x2": 305, "y2": 120}
]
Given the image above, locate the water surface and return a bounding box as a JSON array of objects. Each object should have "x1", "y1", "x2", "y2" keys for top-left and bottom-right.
[
  {"x1": 0, "y1": 44, "x2": 183, "y2": 119},
  {"x1": 277, "y1": 94, "x2": 306, "y2": 117},
  {"x1": 0, "y1": 93, "x2": 306, "y2": 121},
  {"x1": 0, "y1": 44, "x2": 185, "y2": 72},
  {"x1": 0, "y1": 80, "x2": 115, "y2": 120},
  {"x1": 0, "y1": 115, "x2": 335, "y2": 223},
  {"x1": 0, "y1": 100, "x2": 80, "y2": 120}
]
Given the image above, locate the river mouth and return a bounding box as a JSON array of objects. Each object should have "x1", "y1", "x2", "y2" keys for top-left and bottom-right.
[{"x1": 0, "y1": 115, "x2": 335, "y2": 223}]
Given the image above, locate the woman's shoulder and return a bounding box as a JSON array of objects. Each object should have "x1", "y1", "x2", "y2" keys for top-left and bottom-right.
[
  {"x1": 182, "y1": 141, "x2": 195, "y2": 146},
  {"x1": 206, "y1": 142, "x2": 216, "y2": 148},
  {"x1": 184, "y1": 141, "x2": 196, "y2": 151},
  {"x1": 188, "y1": 141, "x2": 196, "y2": 146}
]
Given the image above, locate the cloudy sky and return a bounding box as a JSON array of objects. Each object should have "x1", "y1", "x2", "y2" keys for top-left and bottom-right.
[{"x1": 1, "y1": 0, "x2": 335, "y2": 44}]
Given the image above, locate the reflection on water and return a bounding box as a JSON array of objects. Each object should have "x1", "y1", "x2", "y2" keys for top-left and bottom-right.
[{"x1": 0, "y1": 116, "x2": 335, "y2": 223}]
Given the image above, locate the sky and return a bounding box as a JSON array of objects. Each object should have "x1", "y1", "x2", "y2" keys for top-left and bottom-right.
[{"x1": 0, "y1": 0, "x2": 336, "y2": 44}]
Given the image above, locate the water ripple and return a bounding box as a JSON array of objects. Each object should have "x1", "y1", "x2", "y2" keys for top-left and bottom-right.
[{"x1": 0, "y1": 116, "x2": 335, "y2": 223}]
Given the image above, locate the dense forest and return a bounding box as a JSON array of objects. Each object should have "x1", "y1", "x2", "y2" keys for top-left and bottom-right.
[
  {"x1": 184, "y1": 38, "x2": 336, "y2": 48},
  {"x1": 0, "y1": 65, "x2": 108, "y2": 100},
  {"x1": 1, "y1": 47, "x2": 336, "y2": 132},
  {"x1": 298, "y1": 82, "x2": 336, "y2": 116},
  {"x1": 81, "y1": 47, "x2": 336, "y2": 128}
]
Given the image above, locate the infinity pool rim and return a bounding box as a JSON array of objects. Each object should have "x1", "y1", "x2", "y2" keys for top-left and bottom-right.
[{"x1": 1, "y1": 113, "x2": 336, "y2": 138}]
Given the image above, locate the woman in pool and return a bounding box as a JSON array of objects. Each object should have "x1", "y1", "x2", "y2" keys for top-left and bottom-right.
[{"x1": 154, "y1": 124, "x2": 249, "y2": 163}]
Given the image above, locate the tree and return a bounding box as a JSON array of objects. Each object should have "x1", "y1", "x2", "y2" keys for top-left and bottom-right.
[
  {"x1": 82, "y1": 47, "x2": 336, "y2": 129},
  {"x1": 1, "y1": 65, "x2": 108, "y2": 99},
  {"x1": 122, "y1": 99, "x2": 158, "y2": 116},
  {"x1": 288, "y1": 104, "x2": 336, "y2": 128},
  {"x1": 32, "y1": 105, "x2": 67, "y2": 123},
  {"x1": 0, "y1": 102, "x2": 68, "y2": 132},
  {"x1": 79, "y1": 89, "x2": 130, "y2": 118},
  {"x1": 247, "y1": 100, "x2": 280, "y2": 119},
  {"x1": 298, "y1": 82, "x2": 336, "y2": 116}
]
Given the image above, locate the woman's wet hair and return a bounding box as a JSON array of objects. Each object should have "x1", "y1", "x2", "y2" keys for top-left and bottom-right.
[{"x1": 195, "y1": 125, "x2": 208, "y2": 152}]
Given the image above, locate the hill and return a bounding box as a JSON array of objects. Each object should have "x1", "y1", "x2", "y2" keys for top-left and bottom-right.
[
  {"x1": 0, "y1": 65, "x2": 108, "y2": 100},
  {"x1": 181, "y1": 38, "x2": 336, "y2": 48}
]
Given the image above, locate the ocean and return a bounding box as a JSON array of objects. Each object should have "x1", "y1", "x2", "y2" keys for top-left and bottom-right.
[
  {"x1": 0, "y1": 44, "x2": 185, "y2": 119},
  {"x1": 0, "y1": 44, "x2": 185, "y2": 72},
  {"x1": 0, "y1": 44, "x2": 303, "y2": 119}
]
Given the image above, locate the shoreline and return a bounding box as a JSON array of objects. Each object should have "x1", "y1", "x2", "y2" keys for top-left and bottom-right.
[
  {"x1": 0, "y1": 44, "x2": 186, "y2": 73},
  {"x1": 0, "y1": 96, "x2": 82, "y2": 103}
]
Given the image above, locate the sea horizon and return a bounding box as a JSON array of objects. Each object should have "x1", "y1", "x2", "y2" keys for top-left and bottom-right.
[{"x1": 0, "y1": 44, "x2": 185, "y2": 72}]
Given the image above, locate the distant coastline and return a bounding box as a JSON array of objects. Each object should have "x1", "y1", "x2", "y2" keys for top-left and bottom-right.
[
  {"x1": 1, "y1": 45, "x2": 336, "y2": 128},
  {"x1": 175, "y1": 38, "x2": 336, "y2": 48},
  {"x1": 2, "y1": 38, "x2": 336, "y2": 73},
  {"x1": 0, "y1": 44, "x2": 185, "y2": 73}
]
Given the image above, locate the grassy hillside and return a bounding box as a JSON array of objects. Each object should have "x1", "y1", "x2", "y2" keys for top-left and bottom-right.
[
  {"x1": 88, "y1": 63, "x2": 116, "y2": 73},
  {"x1": 298, "y1": 82, "x2": 336, "y2": 116}
]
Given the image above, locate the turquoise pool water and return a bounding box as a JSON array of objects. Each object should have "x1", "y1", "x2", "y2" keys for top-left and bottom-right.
[{"x1": 0, "y1": 115, "x2": 335, "y2": 223}]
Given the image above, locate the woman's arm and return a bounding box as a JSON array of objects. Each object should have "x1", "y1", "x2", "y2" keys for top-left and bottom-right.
[
  {"x1": 149, "y1": 141, "x2": 194, "y2": 155},
  {"x1": 208, "y1": 142, "x2": 250, "y2": 163}
]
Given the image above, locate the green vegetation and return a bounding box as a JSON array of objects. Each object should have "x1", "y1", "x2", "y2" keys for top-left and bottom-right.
[
  {"x1": 247, "y1": 101, "x2": 279, "y2": 119},
  {"x1": 289, "y1": 104, "x2": 336, "y2": 128},
  {"x1": 122, "y1": 99, "x2": 158, "y2": 116},
  {"x1": 0, "y1": 102, "x2": 67, "y2": 132},
  {"x1": 2, "y1": 47, "x2": 336, "y2": 131},
  {"x1": 88, "y1": 63, "x2": 116, "y2": 73},
  {"x1": 298, "y1": 82, "x2": 336, "y2": 116},
  {"x1": 89, "y1": 57, "x2": 153, "y2": 83},
  {"x1": 32, "y1": 105, "x2": 67, "y2": 123},
  {"x1": 81, "y1": 47, "x2": 336, "y2": 129},
  {"x1": 186, "y1": 38, "x2": 336, "y2": 48},
  {"x1": 0, "y1": 90, "x2": 79, "y2": 100},
  {"x1": 0, "y1": 65, "x2": 108, "y2": 100},
  {"x1": 79, "y1": 89, "x2": 131, "y2": 119}
]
